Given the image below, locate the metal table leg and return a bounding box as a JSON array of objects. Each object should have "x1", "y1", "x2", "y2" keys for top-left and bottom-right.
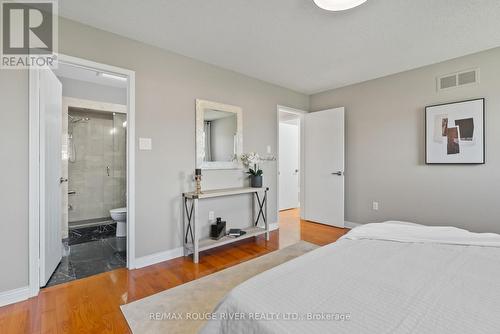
[
  {"x1": 184, "y1": 198, "x2": 194, "y2": 244},
  {"x1": 254, "y1": 188, "x2": 270, "y2": 241},
  {"x1": 193, "y1": 198, "x2": 199, "y2": 263},
  {"x1": 254, "y1": 192, "x2": 267, "y2": 226},
  {"x1": 183, "y1": 196, "x2": 187, "y2": 256},
  {"x1": 265, "y1": 189, "x2": 269, "y2": 240}
]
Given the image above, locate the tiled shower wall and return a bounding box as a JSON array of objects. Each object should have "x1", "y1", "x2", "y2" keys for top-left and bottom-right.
[{"x1": 68, "y1": 109, "x2": 126, "y2": 223}]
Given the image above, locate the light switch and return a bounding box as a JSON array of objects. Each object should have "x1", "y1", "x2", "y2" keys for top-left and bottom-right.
[
  {"x1": 139, "y1": 138, "x2": 152, "y2": 150},
  {"x1": 267, "y1": 145, "x2": 272, "y2": 154}
]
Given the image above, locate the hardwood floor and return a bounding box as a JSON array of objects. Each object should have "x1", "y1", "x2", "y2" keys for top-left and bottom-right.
[{"x1": 0, "y1": 209, "x2": 348, "y2": 334}]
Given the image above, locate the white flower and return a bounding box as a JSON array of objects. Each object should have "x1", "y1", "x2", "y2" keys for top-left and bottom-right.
[{"x1": 241, "y1": 152, "x2": 261, "y2": 167}]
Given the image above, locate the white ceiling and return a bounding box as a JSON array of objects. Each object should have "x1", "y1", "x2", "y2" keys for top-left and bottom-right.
[
  {"x1": 59, "y1": 0, "x2": 500, "y2": 94},
  {"x1": 205, "y1": 109, "x2": 235, "y2": 121}
]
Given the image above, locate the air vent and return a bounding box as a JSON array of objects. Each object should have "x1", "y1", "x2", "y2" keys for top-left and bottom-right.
[
  {"x1": 458, "y1": 70, "x2": 477, "y2": 85},
  {"x1": 437, "y1": 68, "x2": 479, "y2": 91}
]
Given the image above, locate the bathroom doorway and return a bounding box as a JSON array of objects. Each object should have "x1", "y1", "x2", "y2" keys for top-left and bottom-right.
[
  {"x1": 48, "y1": 101, "x2": 127, "y2": 286},
  {"x1": 65, "y1": 105, "x2": 127, "y2": 233},
  {"x1": 29, "y1": 55, "x2": 135, "y2": 292}
]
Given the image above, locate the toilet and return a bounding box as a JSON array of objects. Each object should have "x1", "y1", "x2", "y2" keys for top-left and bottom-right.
[{"x1": 110, "y1": 207, "x2": 127, "y2": 237}]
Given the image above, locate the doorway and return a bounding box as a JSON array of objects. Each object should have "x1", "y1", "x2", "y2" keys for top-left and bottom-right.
[
  {"x1": 277, "y1": 106, "x2": 305, "y2": 245},
  {"x1": 29, "y1": 55, "x2": 136, "y2": 295},
  {"x1": 277, "y1": 105, "x2": 346, "y2": 231},
  {"x1": 278, "y1": 109, "x2": 302, "y2": 211},
  {"x1": 47, "y1": 99, "x2": 128, "y2": 287}
]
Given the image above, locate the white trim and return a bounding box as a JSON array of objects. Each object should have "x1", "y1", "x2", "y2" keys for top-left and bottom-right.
[
  {"x1": 134, "y1": 223, "x2": 279, "y2": 269},
  {"x1": 134, "y1": 247, "x2": 184, "y2": 269},
  {"x1": 29, "y1": 54, "x2": 137, "y2": 297},
  {"x1": 345, "y1": 221, "x2": 362, "y2": 229},
  {"x1": 0, "y1": 286, "x2": 32, "y2": 308},
  {"x1": 127, "y1": 71, "x2": 136, "y2": 269},
  {"x1": 276, "y1": 105, "x2": 307, "y2": 223},
  {"x1": 29, "y1": 68, "x2": 41, "y2": 298},
  {"x1": 278, "y1": 106, "x2": 308, "y2": 115}
]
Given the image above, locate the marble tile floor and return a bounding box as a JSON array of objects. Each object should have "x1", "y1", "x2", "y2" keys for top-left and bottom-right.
[
  {"x1": 46, "y1": 236, "x2": 126, "y2": 287},
  {"x1": 69, "y1": 222, "x2": 117, "y2": 245}
]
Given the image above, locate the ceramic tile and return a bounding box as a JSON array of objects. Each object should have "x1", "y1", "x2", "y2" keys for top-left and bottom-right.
[
  {"x1": 69, "y1": 223, "x2": 117, "y2": 245},
  {"x1": 46, "y1": 234, "x2": 126, "y2": 287},
  {"x1": 46, "y1": 257, "x2": 76, "y2": 287}
]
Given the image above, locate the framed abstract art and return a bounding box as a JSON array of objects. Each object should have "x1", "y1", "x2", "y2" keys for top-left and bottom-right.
[{"x1": 425, "y1": 98, "x2": 485, "y2": 164}]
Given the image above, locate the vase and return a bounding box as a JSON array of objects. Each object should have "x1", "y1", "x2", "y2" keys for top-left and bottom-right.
[{"x1": 250, "y1": 175, "x2": 262, "y2": 188}]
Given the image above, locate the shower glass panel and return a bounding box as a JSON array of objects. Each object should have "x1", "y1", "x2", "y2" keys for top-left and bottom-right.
[
  {"x1": 68, "y1": 108, "x2": 126, "y2": 227},
  {"x1": 112, "y1": 113, "x2": 127, "y2": 210}
]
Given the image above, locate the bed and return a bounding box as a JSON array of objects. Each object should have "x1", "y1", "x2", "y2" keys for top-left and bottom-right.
[{"x1": 201, "y1": 221, "x2": 500, "y2": 333}]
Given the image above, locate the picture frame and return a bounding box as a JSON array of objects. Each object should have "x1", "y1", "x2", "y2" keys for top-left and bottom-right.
[{"x1": 425, "y1": 98, "x2": 485, "y2": 164}]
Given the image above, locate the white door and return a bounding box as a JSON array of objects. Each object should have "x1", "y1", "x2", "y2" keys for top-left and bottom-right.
[
  {"x1": 303, "y1": 108, "x2": 345, "y2": 227},
  {"x1": 39, "y1": 68, "x2": 63, "y2": 286},
  {"x1": 279, "y1": 122, "x2": 300, "y2": 210}
]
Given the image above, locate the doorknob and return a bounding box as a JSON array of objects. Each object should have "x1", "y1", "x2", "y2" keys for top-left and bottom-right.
[
  {"x1": 59, "y1": 177, "x2": 68, "y2": 183},
  {"x1": 331, "y1": 171, "x2": 343, "y2": 176}
]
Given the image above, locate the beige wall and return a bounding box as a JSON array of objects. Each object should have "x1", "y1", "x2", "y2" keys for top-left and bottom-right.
[
  {"x1": 0, "y1": 71, "x2": 30, "y2": 292},
  {"x1": 59, "y1": 18, "x2": 309, "y2": 257},
  {"x1": 310, "y1": 47, "x2": 500, "y2": 233},
  {"x1": 0, "y1": 17, "x2": 308, "y2": 293}
]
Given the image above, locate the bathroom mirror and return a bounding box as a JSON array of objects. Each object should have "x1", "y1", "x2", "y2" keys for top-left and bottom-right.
[{"x1": 196, "y1": 99, "x2": 243, "y2": 169}]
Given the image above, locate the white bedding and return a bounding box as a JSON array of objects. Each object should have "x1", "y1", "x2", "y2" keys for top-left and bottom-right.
[{"x1": 201, "y1": 222, "x2": 500, "y2": 334}]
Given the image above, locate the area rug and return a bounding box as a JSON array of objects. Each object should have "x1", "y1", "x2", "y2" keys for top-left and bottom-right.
[{"x1": 121, "y1": 241, "x2": 318, "y2": 334}]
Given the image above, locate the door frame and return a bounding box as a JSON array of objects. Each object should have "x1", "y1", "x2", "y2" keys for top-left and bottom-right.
[
  {"x1": 29, "y1": 54, "x2": 136, "y2": 297},
  {"x1": 276, "y1": 106, "x2": 307, "y2": 222}
]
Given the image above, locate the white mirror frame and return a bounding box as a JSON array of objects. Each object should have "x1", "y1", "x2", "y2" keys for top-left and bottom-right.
[{"x1": 196, "y1": 99, "x2": 243, "y2": 170}]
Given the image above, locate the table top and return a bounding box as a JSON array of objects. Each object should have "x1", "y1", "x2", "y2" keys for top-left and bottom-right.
[{"x1": 183, "y1": 186, "x2": 268, "y2": 199}]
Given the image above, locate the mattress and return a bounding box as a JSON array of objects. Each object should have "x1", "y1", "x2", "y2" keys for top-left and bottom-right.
[{"x1": 201, "y1": 221, "x2": 500, "y2": 334}]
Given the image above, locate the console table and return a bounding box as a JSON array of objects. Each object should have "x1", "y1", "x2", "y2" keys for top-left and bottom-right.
[{"x1": 182, "y1": 187, "x2": 269, "y2": 263}]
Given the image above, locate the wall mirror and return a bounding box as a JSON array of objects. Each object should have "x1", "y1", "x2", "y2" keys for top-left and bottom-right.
[{"x1": 196, "y1": 99, "x2": 243, "y2": 169}]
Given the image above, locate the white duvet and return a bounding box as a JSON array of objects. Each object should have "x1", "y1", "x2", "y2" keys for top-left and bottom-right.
[{"x1": 201, "y1": 222, "x2": 500, "y2": 334}]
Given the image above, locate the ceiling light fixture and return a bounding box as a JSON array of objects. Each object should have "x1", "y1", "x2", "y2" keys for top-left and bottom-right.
[{"x1": 313, "y1": 0, "x2": 368, "y2": 11}]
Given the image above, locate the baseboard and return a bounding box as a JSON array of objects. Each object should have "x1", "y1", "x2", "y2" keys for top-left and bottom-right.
[
  {"x1": 133, "y1": 247, "x2": 184, "y2": 269},
  {"x1": 344, "y1": 221, "x2": 362, "y2": 229},
  {"x1": 0, "y1": 286, "x2": 31, "y2": 308},
  {"x1": 134, "y1": 224, "x2": 279, "y2": 269}
]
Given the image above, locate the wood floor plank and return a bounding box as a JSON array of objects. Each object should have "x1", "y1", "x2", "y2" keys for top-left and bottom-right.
[{"x1": 0, "y1": 209, "x2": 348, "y2": 333}]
